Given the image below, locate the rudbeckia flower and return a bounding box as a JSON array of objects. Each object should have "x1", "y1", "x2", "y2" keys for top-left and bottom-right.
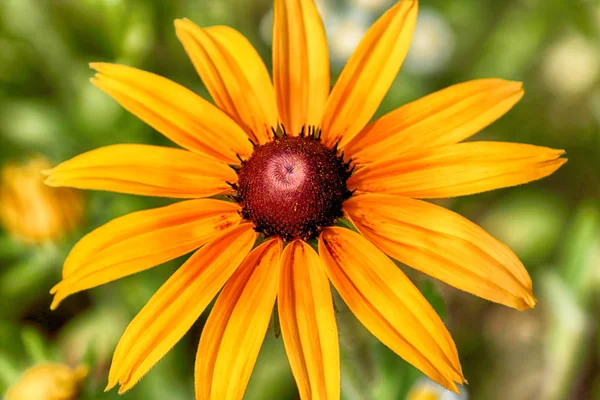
[
  {"x1": 0, "y1": 156, "x2": 83, "y2": 244},
  {"x1": 4, "y1": 364, "x2": 88, "y2": 400},
  {"x1": 407, "y1": 377, "x2": 467, "y2": 400},
  {"x1": 45, "y1": 0, "x2": 566, "y2": 398}
]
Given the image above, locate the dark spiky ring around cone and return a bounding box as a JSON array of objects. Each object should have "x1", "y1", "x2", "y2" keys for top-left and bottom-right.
[{"x1": 231, "y1": 126, "x2": 353, "y2": 241}]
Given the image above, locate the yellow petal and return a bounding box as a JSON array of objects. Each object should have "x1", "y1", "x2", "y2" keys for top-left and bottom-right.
[
  {"x1": 195, "y1": 238, "x2": 282, "y2": 400},
  {"x1": 319, "y1": 227, "x2": 464, "y2": 392},
  {"x1": 175, "y1": 20, "x2": 278, "y2": 145},
  {"x1": 90, "y1": 63, "x2": 252, "y2": 164},
  {"x1": 345, "y1": 79, "x2": 524, "y2": 164},
  {"x1": 107, "y1": 223, "x2": 257, "y2": 394},
  {"x1": 273, "y1": 0, "x2": 330, "y2": 134},
  {"x1": 278, "y1": 240, "x2": 339, "y2": 400},
  {"x1": 50, "y1": 199, "x2": 242, "y2": 309},
  {"x1": 320, "y1": 0, "x2": 418, "y2": 148},
  {"x1": 344, "y1": 194, "x2": 536, "y2": 309},
  {"x1": 45, "y1": 144, "x2": 236, "y2": 198},
  {"x1": 348, "y1": 142, "x2": 566, "y2": 198}
]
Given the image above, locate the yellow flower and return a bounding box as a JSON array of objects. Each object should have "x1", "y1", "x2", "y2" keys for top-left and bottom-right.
[
  {"x1": 0, "y1": 157, "x2": 83, "y2": 244},
  {"x1": 45, "y1": 0, "x2": 566, "y2": 398},
  {"x1": 407, "y1": 378, "x2": 467, "y2": 400},
  {"x1": 4, "y1": 364, "x2": 88, "y2": 400},
  {"x1": 408, "y1": 388, "x2": 441, "y2": 400}
]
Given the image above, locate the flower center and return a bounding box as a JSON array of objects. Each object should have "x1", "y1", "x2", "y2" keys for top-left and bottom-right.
[{"x1": 234, "y1": 129, "x2": 353, "y2": 241}]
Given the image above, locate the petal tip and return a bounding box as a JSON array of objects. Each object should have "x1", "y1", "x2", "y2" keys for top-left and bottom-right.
[
  {"x1": 513, "y1": 291, "x2": 537, "y2": 310},
  {"x1": 106, "y1": 365, "x2": 122, "y2": 392},
  {"x1": 505, "y1": 83, "x2": 525, "y2": 100},
  {"x1": 495, "y1": 79, "x2": 524, "y2": 99},
  {"x1": 105, "y1": 380, "x2": 117, "y2": 393},
  {"x1": 449, "y1": 382, "x2": 460, "y2": 394},
  {"x1": 174, "y1": 18, "x2": 193, "y2": 32},
  {"x1": 89, "y1": 62, "x2": 108, "y2": 72},
  {"x1": 43, "y1": 176, "x2": 57, "y2": 187},
  {"x1": 173, "y1": 18, "x2": 185, "y2": 28},
  {"x1": 49, "y1": 281, "x2": 61, "y2": 295},
  {"x1": 117, "y1": 384, "x2": 132, "y2": 395},
  {"x1": 436, "y1": 378, "x2": 460, "y2": 394},
  {"x1": 49, "y1": 297, "x2": 61, "y2": 311},
  {"x1": 506, "y1": 80, "x2": 524, "y2": 89},
  {"x1": 89, "y1": 76, "x2": 101, "y2": 87},
  {"x1": 50, "y1": 284, "x2": 71, "y2": 310},
  {"x1": 406, "y1": 0, "x2": 419, "y2": 12},
  {"x1": 516, "y1": 87, "x2": 525, "y2": 97},
  {"x1": 523, "y1": 293, "x2": 537, "y2": 310},
  {"x1": 553, "y1": 154, "x2": 568, "y2": 169},
  {"x1": 393, "y1": 0, "x2": 419, "y2": 18}
]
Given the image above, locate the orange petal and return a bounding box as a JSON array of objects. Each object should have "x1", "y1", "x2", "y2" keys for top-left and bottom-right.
[
  {"x1": 348, "y1": 142, "x2": 566, "y2": 198},
  {"x1": 90, "y1": 63, "x2": 252, "y2": 164},
  {"x1": 107, "y1": 223, "x2": 257, "y2": 394},
  {"x1": 273, "y1": 0, "x2": 330, "y2": 135},
  {"x1": 278, "y1": 240, "x2": 339, "y2": 400},
  {"x1": 320, "y1": 0, "x2": 418, "y2": 148},
  {"x1": 345, "y1": 79, "x2": 524, "y2": 164},
  {"x1": 195, "y1": 238, "x2": 282, "y2": 400},
  {"x1": 49, "y1": 199, "x2": 242, "y2": 309},
  {"x1": 175, "y1": 20, "x2": 278, "y2": 145},
  {"x1": 344, "y1": 194, "x2": 537, "y2": 309},
  {"x1": 319, "y1": 227, "x2": 464, "y2": 392},
  {"x1": 44, "y1": 144, "x2": 236, "y2": 198}
]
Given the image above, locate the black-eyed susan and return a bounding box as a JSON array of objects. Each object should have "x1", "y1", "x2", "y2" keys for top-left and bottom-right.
[
  {"x1": 45, "y1": 0, "x2": 566, "y2": 398},
  {"x1": 0, "y1": 156, "x2": 83, "y2": 245},
  {"x1": 4, "y1": 364, "x2": 88, "y2": 400},
  {"x1": 407, "y1": 377, "x2": 467, "y2": 400}
]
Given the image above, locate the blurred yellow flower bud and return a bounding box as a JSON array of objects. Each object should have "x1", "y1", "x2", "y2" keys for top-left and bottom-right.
[
  {"x1": 408, "y1": 377, "x2": 468, "y2": 400},
  {"x1": 408, "y1": 387, "x2": 441, "y2": 400},
  {"x1": 4, "y1": 363, "x2": 88, "y2": 400},
  {"x1": 0, "y1": 156, "x2": 84, "y2": 244}
]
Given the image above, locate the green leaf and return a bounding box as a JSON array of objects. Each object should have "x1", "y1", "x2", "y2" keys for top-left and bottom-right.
[
  {"x1": 271, "y1": 301, "x2": 281, "y2": 339},
  {"x1": 559, "y1": 203, "x2": 600, "y2": 305},
  {"x1": 21, "y1": 327, "x2": 49, "y2": 364},
  {"x1": 370, "y1": 338, "x2": 422, "y2": 400},
  {"x1": 418, "y1": 279, "x2": 447, "y2": 321},
  {"x1": 0, "y1": 355, "x2": 20, "y2": 392}
]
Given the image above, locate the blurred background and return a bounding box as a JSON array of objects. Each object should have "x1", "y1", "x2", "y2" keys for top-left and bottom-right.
[{"x1": 0, "y1": 0, "x2": 599, "y2": 399}]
